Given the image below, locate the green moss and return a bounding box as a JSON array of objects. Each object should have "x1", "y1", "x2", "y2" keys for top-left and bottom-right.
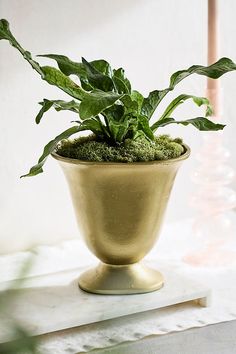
[{"x1": 56, "y1": 135, "x2": 185, "y2": 163}]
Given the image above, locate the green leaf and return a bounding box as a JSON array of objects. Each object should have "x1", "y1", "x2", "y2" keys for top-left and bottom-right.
[
  {"x1": 159, "y1": 94, "x2": 213, "y2": 121},
  {"x1": 133, "y1": 129, "x2": 151, "y2": 141},
  {"x1": 82, "y1": 57, "x2": 114, "y2": 92},
  {"x1": 0, "y1": 19, "x2": 43, "y2": 75},
  {"x1": 39, "y1": 54, "x2": 111, "y2": 76},
  {"x1": 120, "y1": 95, "x2": 138, "y2": 112},
  {"x1": 74, "y1": 118, "x2": 105, "y2": 136},
  {"x1": 41, "y1": 66, "x2": 87, "y2": 100},
  {"x1": 170, "y1": 57, "x2": 236, "y2": 89},
  {"x1": 91, "y1": 59, "x2": 111, "y2": 75},
  {"x1": 142, "y1": 58, "x2": 236, "y2": 120},
  {"x1": 36, "y1": 99, "x2": 80, "y2": 124},
  {"x1": 103, "y1": 104, "x2": 125, "y2": 121},
  {"x1": 36, "y1": 99, "x2": 54, "y2": 124},
  {"x1": 141, "y1": 89, "x2": 170, "y2": 120},
  {"x1": 108, "y1": 116, "x2": 130, "y2": 143},
  {"x1": 113, "y1": 68, "x2": 131, "y2": 94},
  {"x1": 21, "y1": 126, "x2": 81, "y2": 177},
  {"x1": 138, "y1": 115, "x2": 155, "y2": 141},
  {"x1": 79, "y1": 90, "x2": 123, "y2": 120},
  {"x1": 38, "y1": 55, "x2": 112, "y2": 91},
  {"x1": 193, "y1": 96, "x2": 213, "y2": 117},
  {"x1": 38, "y1": 54, "x2": 86, "y2": 76},
  {"x1": 131, "y1": 90, "x2": 144, "y2": 113},
  {"x1": 52, "y1": 100, "x2": 80, "y2": 113},
  {"x1": 0, "y1": 21, "x2": 90, "y2": 100},
  {"x1": 151, "y1": 117, "x2": 225, "y2": 132},
  {"x1": 38, "y1": 54, "x2": 93, "y2": 91},
  {"x1": 82, "y1": 59, "x2": 112, "y2": 90},
  {"x1": 0, "y1": 18, "x2": 11, "y2": 40}
]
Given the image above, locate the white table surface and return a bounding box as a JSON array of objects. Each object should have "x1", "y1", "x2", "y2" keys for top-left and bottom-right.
[{"x1": 1, "y1": 218, "x2": 236, "y2": 353}]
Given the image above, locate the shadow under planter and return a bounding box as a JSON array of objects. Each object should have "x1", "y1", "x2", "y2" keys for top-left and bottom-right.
[{"x1": 52, "y1": 145, "x2": 190, "y2": 294}]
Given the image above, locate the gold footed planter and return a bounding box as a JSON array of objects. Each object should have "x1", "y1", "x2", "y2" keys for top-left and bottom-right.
[
  {"x1": 52, "y1": 145, "x2": 190, "y2": 295},
  {"x1": 79, "y1": 263, "x2": 164, "y2": 295}
]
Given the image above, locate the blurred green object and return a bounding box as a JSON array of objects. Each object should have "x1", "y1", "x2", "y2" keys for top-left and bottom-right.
[
  {"x1": 0, "y1": 257, "x2": 40, "y2": 354},
  {"x1": 0, "y1": 326, "x2": 39, "y2": 354}
]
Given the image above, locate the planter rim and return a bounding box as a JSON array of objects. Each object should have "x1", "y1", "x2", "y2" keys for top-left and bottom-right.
[{"x1": 51, "y1": 143, "x2": 190, "y2": 166}]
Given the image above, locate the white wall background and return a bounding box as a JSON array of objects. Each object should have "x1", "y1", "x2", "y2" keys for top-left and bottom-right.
[{"x1": 0, "y1": 0, "x2": 236, "y2": 254}]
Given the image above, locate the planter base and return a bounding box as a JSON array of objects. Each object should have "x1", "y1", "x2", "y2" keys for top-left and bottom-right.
[{"x1": 78, "y1": 263, "x2": 164, "y2": 295}]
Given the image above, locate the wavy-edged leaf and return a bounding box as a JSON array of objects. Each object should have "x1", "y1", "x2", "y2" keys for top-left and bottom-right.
[
  {"x1": 41, "y1": 66, "x2": 87, "y2": 100},
  {"x1": 0, "y1": 20, "x2": 89, "y2": 99},
  {"x1": 21, "y1": 126, "x2": 81, "y2": 177},
  {"x1": 36, "y1": 99, "x2": 54, "y2": 124},
  {"x1": 38, "y1": 54, "x2": 92, "y2": 91},
  {"x1": 73, "y1": 118, "x2": 105, "y2": 136},
  {"x1": 151, "y1": 117, "x2": 225, "y2": 132},
  {"x1": 39, "y1": 54, "x2": 111, "y2": 75},
  {"x1": 141, "y1": 89, "x2": 170, "y2": 120},
  {"x1": 131, "y1": 90, "x2": 144, "y2": 113},
  {"x1": 170, "y1": 58, "x2": 236, "y2": 88},
  {"x1": 159, "y1": 94, "x2": 213, "y2": 121},
  {"x1": 107, "y1": 116, "x2": 131, "y2": 143},
  {"x1": 52, "y1": 100, "x2": 80, "y2": 113},
  {"x1": 36, "y1": 99, "x2": 80, "y2": 124},
  {"x1": 82, "y1": 59, "x2": 112, "y2": 90},
  {"x1": 138, "y1": 115, "x2": 155, "y2": 141},
  {"x1": 82, "y1": 57, "x2": 114, "y2": 92},
  {"x1": 0, "y1": 19, "x2": 42, "y2": 75},
  {"x1": 142, "y1": 58, "x2": 236, "y2": 120},
  {"x1": 133, "y1": 129, "x2": 150, "y2": 141},
  {"x1": 103, "y1": 104, "x2": 125, "y2": 122},
  {"x1": 113, "y1": 68, "x2": 131, "y2": 94},
  {"x1": 0, "y1": 18, "x2": 12, "y2": 40},
  {"x1": 121, "y1": 95, "x2": 138, "y2": 112},
  {"x1": 91, "y1": 59, "x2": 111, "y2": 75},
  {"x1": 38, "y1": 55, "x2": 112, "y2": 91},
  {"x1": 38, "y1": 54, "x2": 86, "y2": 76},
  {"x1": 94, "y1": 116, "x2": 111, "y2": 139},
  {"x1": 79, "y1": 90, "x2": 123, "y2": 120}
]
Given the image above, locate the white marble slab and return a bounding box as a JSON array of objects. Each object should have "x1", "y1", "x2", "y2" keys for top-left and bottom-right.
[{"x1": 0, "y1": 262, "x2": 210, "y2": 343}]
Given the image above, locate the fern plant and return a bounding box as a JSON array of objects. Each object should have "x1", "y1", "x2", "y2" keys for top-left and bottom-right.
[{"x1": 1, "y1": 19, "x2": 236, "y2": 176}]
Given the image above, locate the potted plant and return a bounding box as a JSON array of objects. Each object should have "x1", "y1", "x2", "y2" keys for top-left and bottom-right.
[{"x1": 1, "y1": 19, "x2": 235, "y2": 294}]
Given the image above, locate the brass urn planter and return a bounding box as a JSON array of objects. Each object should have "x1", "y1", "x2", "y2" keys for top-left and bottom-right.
[
  {"x1": 52, "y1": 145, "x2": 190, "y2": 295},
  {"x1": 1, "y1": 20, "x2": 233, "y2": 296}
]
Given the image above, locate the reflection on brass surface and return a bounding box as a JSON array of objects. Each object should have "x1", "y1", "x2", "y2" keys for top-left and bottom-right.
[{"x1": 52, "y1": 145, "x2": 190, "y2": 294}]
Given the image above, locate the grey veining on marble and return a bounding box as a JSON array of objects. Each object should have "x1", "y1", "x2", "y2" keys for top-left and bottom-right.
[{"x1": 0, "y1": 263, "x2": 210, "y2": 343}]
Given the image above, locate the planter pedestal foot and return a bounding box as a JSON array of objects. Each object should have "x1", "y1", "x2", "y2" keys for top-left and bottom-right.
[{"x1": 78, "y1": 263, "x2": 164, "y2": 295}]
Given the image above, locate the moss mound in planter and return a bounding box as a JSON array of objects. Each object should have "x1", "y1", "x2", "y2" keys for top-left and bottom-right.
[{"x1": 56, "y1": 135, "x2": 185, "y2": 163}]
